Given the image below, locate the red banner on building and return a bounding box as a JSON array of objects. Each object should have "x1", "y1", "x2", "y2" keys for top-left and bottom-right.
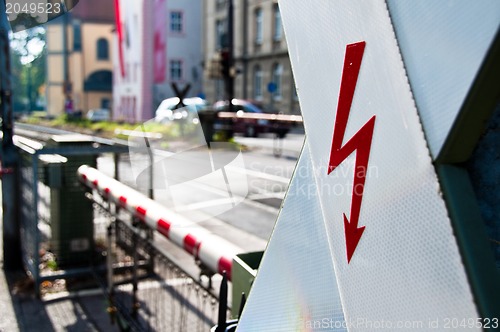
[
  {"x1": 114, "y1": 0, "x2": 125, "y2": 78},
  {"x1": 154, "y1": 0, "x2": 167, "y2": 83}
]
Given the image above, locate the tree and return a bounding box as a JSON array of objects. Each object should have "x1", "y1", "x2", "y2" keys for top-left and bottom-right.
[{"x1": 9, "y1": 26, "x2": 46, "y2": 112}]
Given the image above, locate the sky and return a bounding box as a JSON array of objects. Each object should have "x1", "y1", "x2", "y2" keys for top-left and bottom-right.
[{"x1": 9, "y1": 26, "x2": 46, "y2": 65}]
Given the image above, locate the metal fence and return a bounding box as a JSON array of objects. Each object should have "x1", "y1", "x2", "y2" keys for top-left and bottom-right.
[
  {"x1": 86, "y1": 181, "x2": 228, "y2": 332},
  {"x1": 98, "y1": 216, "x2": 224, "y2": 332},
  {"x1": 19, "y1": 150, "x2": 39, "y2": 283}
]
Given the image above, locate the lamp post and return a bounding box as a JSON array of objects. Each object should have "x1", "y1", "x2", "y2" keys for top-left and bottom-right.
[{"x1": 225, "y1": 0, "x2": 234, "y2": 112}]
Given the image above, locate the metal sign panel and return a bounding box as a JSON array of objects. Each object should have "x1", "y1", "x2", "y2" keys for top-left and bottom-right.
[
  {"x1": 238, "y1": 144, "x2": 346, "y2": 331},
  {"x1": 240, "y1": 0, "x2": 484, "y2": 329},
  {"x1": 386, "y1": 0, "x2": 500, "y2": 159}
]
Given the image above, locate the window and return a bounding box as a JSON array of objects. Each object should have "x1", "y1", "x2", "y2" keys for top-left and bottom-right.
[
  {"x1": 216, "y1": 0, "x2": 226, "y2": 11},
  {"x1": 273, "y1": 4, "x2": 282, "y2": 41},
  {"x1": 101, "y1": 98, "x2": 111, "y2": 109},
  {"x1": 253, "y1": 65, "x2": 263, "y2": 100},
  {"x1": 216, "y1": 19, "x2": 226, "y2": 49},
  {"x1": 255, "y1": 8, "x2": 263, "y2": 45},
  {"x1": 73, "y1": 21, "x2": 81, "y2": 51},
  {"x1": 271, "y1": 63, "x2": 283, "y2": 100},
  {"x1": 170, "y1": 60, "x2": 183, "y2": 81},
  {"x1": 97, "y1": 38, "x2": 109, "y2": 60},
  {"x1": 170, "y1": 11, "x2": 183, "y2": 33}
]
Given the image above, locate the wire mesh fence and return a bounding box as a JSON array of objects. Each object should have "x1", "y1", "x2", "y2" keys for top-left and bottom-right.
[
  {"x1": 19, "y1": 151, "x2": 39, "y2": 281},
  {"x1": 87, "y1": 207, "x2": 227, "y2": 332},
  {"x1": 98, "y1": 211, "x2": 225, "y2": 332},
  {"x1": 113, "y1": 220, "x2": 224, "y2": 331}
]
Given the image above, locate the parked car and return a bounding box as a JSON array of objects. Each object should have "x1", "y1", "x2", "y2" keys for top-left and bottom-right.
[
  {"x1": 154, "y1": 97, "x2": 207, "y2": 124},
  {"x1": 86, "y1": 108, "x2": 110, "y2": 122},
  {"x1": 213, "y1": 99, "x2": 291, "y2": 138}
]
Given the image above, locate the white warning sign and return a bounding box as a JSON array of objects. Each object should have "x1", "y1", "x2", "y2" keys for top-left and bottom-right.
[{"x1": 239, "y1": 0, "x2": 484, "y2": 330}]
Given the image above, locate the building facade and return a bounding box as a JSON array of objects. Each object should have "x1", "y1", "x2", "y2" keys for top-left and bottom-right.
[
  {"x1": 154, "y1": 0, "x2": 203, "y2": 107},
  {"x1": 46, "y1": 0, "x2": 114, "y2": 116},
  {"x1": 113, "y1": 0, "x2": 203, "y2": 122},
  {"x1": 203, "y1": 0, "x2": 300, "y2": 114}
]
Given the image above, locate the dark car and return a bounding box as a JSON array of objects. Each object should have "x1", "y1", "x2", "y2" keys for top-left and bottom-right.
[{"x1": 213, "y1": 99, "x2": 292, "y2": 138}]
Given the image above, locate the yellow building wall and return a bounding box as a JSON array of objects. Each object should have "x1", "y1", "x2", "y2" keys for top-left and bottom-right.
[
  {"x1": 79, "y1": 23, "x2": 114, "y2": 115},
  {"x1": 47, "y1": 54, "x2": 64, "y2": 82},
  {"x1": 82, "y1": 23, "x2": 114, "y2": 73},
  {"x1": 69, "y1": 52, "x2": 84, "y2": 111},
  {"x1": 46, "y1": 24, "x2": 63, "y2": 52},
  {"x1": 46, "y1": 24, "x2": 65, "y2": 115},
  {"x1": 45, "y1": 21, "x2": 114, "y2": 116},
  {"x1": 47, "y1": 84, "x2": 64, "y2": 115},
  {"x1": 87, "y1": 92, "x2": 112, "y2": 110}
]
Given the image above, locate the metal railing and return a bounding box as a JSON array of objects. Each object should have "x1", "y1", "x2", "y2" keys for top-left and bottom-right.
[{"x1": 90, "y1": 191, "x2": 228, "y2": 332}]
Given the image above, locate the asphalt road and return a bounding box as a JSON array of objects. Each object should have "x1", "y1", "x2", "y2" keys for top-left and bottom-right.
[
  {"x1": 104, "y1": 133, "x2": 304, "y2": 243},
  {"x1": 14, "y1": 122, "x2": 305, "y2": 277},
  {"x1": 90, "y1": 133, "x2": 304, "y2": 278}
]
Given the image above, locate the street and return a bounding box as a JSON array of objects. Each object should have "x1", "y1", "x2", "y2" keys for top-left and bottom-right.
[
  {"x1": 94, "y1": 132, "x2": 305, "y2": 276},
  {"x1": 14, "y1": 122, "x2": 304, "y2": 249}
]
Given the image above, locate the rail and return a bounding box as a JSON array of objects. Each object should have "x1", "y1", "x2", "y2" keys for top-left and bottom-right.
[{"x1": 217, "y1": 111, "x2": 303, "y2": 122}]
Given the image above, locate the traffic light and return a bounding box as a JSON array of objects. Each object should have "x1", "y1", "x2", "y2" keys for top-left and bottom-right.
[
  {"x1": 205, "y1": 49, "x2": 237, "y2": 79},
  {"x1": 220, "y1": 49, "x2": 231, "y2": 78}
]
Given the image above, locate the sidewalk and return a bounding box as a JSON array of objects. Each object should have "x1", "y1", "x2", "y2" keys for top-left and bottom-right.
[
  {"x1": 0, "y1": 183, "x2": 118, "y2": 332},
  {"x1": 0, "y1": 252, "x2": 19, "y2": 331}
]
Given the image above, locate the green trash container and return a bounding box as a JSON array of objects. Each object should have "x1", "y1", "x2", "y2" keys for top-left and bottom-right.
[{"x1": 44, "y1": 135, "x2": 97, "y2": 268}]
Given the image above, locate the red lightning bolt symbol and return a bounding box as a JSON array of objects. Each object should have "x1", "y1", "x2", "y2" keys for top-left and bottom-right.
[{"x1": 328, "y1": 41, "x2": 376, "y2": 263}]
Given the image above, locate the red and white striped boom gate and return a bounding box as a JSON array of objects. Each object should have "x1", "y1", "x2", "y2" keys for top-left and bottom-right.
[{"x1": 77, "y1": 165, "x2": 242, "y2": 280}]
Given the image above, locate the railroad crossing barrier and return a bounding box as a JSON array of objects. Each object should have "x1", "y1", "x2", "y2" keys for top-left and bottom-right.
[
  {"x1": 78, "y1": 165, "x2": 244, "y2": 281},
  {"x1": 198, "y1": 108, "x2": 303, "y2": 142}
]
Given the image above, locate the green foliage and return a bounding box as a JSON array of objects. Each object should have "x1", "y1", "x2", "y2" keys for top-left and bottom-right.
[
  {"x1": 46, "y1": 259, "x2": 58, "y2": 271},
  {"x1": 20, "y1": 114, "x2": 194, "y2": 142},
  {"x1": 9, "y1": 27, "x2": 47, "y2": 112}
]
